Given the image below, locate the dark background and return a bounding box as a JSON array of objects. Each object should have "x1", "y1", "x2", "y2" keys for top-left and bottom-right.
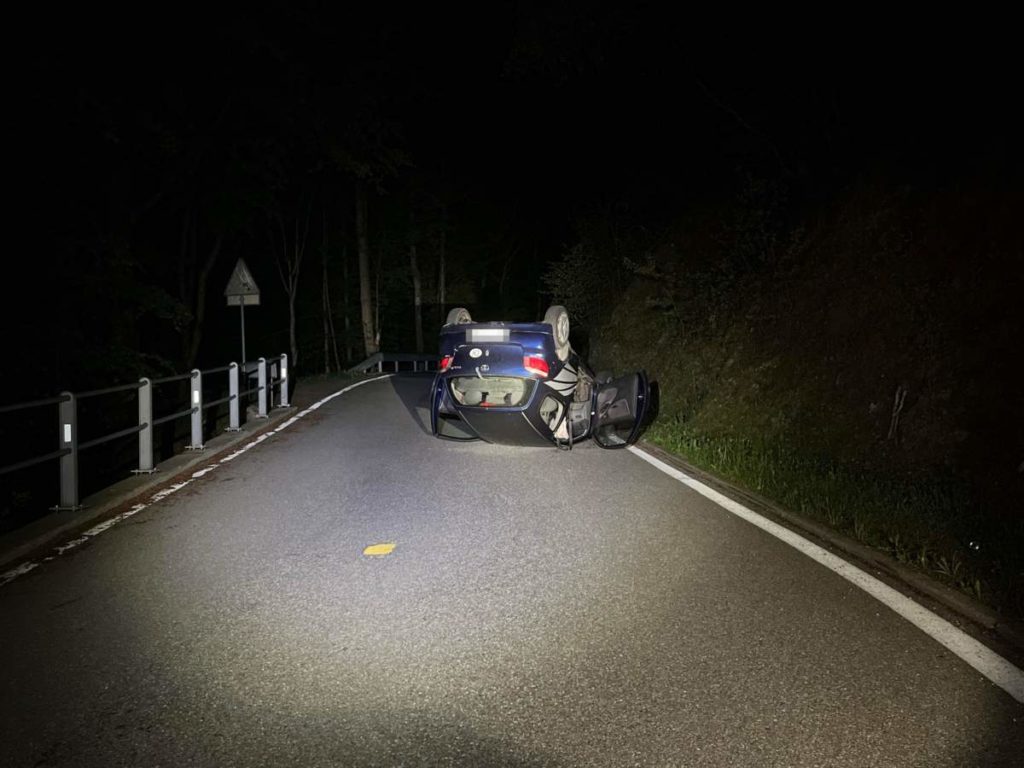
[{"x1": 8, "y1": 6, "x2": 1019, "y2": 393}]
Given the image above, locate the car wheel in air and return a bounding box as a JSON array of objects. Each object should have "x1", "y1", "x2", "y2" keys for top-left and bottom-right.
[
  {"x1": 543, "y1": 305, "x2": 570, "y2": 361},
  {"x1": 445, "y1": 307, "x2": 473, "y2": 326}
]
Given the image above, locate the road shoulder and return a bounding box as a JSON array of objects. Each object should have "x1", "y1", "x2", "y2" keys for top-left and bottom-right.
[{"x1": 632, "y1": 440, "x2": 1024, "y2": 667}]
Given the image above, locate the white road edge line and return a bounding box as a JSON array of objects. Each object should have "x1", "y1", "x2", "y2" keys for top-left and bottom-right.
[
  {"x1": 628, "y1": 445, "x2": 1024, "y2": 705},
  {"x1": 0, "y1": 375, "x2": 394, "y2": 589}
]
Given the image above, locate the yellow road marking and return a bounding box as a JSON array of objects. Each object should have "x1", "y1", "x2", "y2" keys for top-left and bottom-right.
[{"x1": 363, "y1": 542, "x2": 396, "y2": 557}]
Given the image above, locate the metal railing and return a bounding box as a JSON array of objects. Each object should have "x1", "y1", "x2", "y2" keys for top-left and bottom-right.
[
  {"x1": 349, "y1": 352, "x2": 440, "y2": 374},
  {"x1": 0, "y1": 354, "x2": 290, "y2": 511}
]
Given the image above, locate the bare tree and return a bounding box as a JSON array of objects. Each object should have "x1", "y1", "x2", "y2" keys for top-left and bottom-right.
[
  {"x1": 321, "y1": 210, "x2": 342, "y2": 374},
  {"x1": 437, "y1": 200, "x2": 447, "y2": 321},
  {"x1": 410, "y1": 242, "x2": 424, "y2": 353},
  {"x1": 355, "y1": 180, "x2": 378, "y2": 356},
  {"x1": 691, "y1": 72, "x2": 791, "y2": 177},
  {"x1": 497, "y1": 243, "x2": 520, "y2": 315},
  {"x1": 323, "y1": 109, "x2": 408, "y2": 357},
  {"x1": 374, "y1": 244, "x2": 382, "y2": 351},
  {"x1": 407, "y1": 204, "x2": 424, "y2": 353},
  {"x1": 341, "y1": 244, "x2": 353, "y2": 363},
  {"x1": 322, "y1": 218, "x2": 331, "y2": 374},
  {"x1": 178, "y1": 204, "x2": 225, "y2": 368},
  {"x1": 270, "y1": 192, "x2": 313, "y2": 371}
]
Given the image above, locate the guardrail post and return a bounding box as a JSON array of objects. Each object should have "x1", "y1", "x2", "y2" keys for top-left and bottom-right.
[
  {"x1": 226, "y1": 363, "x2": 241, "y2": 431},
  {"x1": 279, "y1": 353, "x2": 290, "y2": 407},
  {"x1": 258, "y1": 357, "x2": 268, "y2": 418},
  {"x1": 57, "y1": 392, "x2": 79, "y2": 510},
  {"x1": 135, "y1": 377, "x2": 155, "y2": 473},
  {"x1": 270, "y1": 359, "x2": 279, "y2": 410},
  {"x1": 188, "y1": 369, "x2": 204, "y2": 450}
]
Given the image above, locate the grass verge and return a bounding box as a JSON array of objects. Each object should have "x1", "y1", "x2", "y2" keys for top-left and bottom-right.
[{"x1": 646, "y1": 417, "x2": 1024, "y2": 620}]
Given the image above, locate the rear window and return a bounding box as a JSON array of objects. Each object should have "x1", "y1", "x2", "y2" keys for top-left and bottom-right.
[{"x1": 450, "y1": 376, "x2": 534, "y2": 407}]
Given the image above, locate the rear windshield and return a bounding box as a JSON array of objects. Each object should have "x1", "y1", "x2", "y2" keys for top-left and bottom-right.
[{"x1": 449, "y1": 376, "x2": 534, "y2": 407}]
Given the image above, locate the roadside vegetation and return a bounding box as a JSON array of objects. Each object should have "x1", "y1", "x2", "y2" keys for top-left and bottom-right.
[
  {"x1": 546, "y1": 171, "x2": 1024, "y2": 620},
  {"x1": 646, "y1": 422, "x2": 1006, "y2": 608}
]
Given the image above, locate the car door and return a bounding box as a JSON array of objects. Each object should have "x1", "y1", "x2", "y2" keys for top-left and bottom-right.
[{"x1": 590, "y1": 371, "x2": 650, "y2": 448}]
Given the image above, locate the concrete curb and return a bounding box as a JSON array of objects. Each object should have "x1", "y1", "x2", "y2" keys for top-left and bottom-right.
[
  {"x1": 0, "y1": 405, "x2": 297, "y2": 573},
  {"x1": 634, "y1": 440, "x2": 1024, "y2": 660}
]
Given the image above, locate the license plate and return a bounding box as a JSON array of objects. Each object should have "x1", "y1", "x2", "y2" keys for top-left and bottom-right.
[{"x1": 467, "y1": 328, "x2": 510, "y2": 342}]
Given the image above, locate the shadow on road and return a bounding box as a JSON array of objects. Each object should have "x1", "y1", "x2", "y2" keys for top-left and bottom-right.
[
  {"x1": 389, "y1": 373, "x2": 434, "y2": 435},
  {"x1": 296, "y1": 714, "x2": 562, "y2": 768}
]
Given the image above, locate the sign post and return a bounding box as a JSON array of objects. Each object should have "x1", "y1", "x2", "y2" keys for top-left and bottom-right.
[{"x1": 224, "y1": 258, "x2": 261, "y2": 366}]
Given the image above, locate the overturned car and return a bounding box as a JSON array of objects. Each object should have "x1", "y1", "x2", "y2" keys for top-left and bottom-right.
[{"x1": 429, "y1": 306, "x2": 649, "y2": 448}]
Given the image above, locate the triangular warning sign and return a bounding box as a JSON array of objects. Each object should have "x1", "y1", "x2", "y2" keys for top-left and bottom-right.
[{"x1": 224, "y1": 258, "x2": 260, "y2": 297}]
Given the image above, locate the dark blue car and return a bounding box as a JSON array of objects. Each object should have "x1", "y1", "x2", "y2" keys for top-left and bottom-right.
[{"x1": 430, "y1": 306, "x2": 649, "y2": 448}]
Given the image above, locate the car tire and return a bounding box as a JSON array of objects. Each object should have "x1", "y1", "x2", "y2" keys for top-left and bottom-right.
[
  {"x1": 543, "y1": 305, "x2": 570, "y2": 361},
  {"x1": 445, "y1": 307, "x2": 472, "y2": 326}
]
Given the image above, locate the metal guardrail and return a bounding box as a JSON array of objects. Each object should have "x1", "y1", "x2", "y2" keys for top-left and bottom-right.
[
  {"x1": 0, "y1": 354, "x2": 290, "y2": 511},
  {"x1": 349, "y1": 352, "x2": 440, "y2": 374}
]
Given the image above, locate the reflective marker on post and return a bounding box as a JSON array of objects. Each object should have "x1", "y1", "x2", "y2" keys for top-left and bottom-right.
[
  {"x1": 257, "y1": 358, "x2": 268, "y2": 418},
  {"x1": 57, "y1": 392, "x2": 79, "y2": 510},
  {"x1": 137, "y1": 377, "x2": 154, "y2": 472},
  {"x1": 227, "y1": 363, "x2": 240, "y2": 431},
  {"x1": 189, "y1": 369, "x2": 203, "y2": 450},
  {"x1": 270, "y1": 361, "x2": 278, "y2": 409},
  {"x1": 279, "y1": 353, "x2": 290, "y2": 407}
]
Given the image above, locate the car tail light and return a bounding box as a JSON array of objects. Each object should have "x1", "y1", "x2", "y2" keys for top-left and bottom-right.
[
  {"x1": 440, "y1": 355, "x2": 453, "y2": 371},
  {"x1": 523, "y1": 356, "x2": 549, "y2": 377}
]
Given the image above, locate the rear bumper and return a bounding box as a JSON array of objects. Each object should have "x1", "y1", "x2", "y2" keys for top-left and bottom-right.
[{"x1": 430, "y1": 374, "x2": 556, "y2": 447}]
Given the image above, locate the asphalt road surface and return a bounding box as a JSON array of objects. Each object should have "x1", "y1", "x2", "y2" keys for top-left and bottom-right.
[{"x1": 1, "y1": 374, "x2": 1021, "y2": 767}]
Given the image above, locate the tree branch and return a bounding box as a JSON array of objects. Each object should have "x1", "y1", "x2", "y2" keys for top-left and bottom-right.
[{"x1": 691, "y1": 72, "x2": 792, "y2": 176}]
